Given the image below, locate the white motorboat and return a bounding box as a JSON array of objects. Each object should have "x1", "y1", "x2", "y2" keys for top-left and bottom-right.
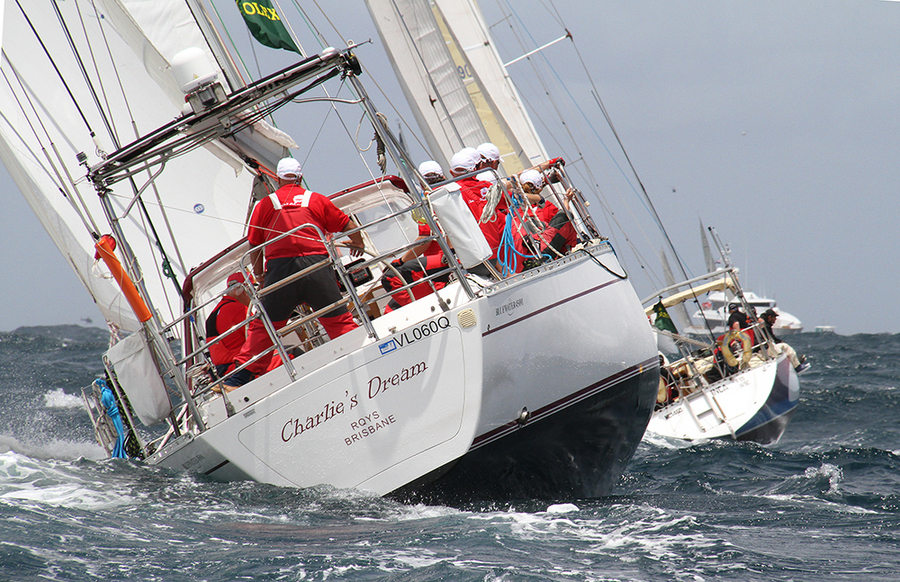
[
  {"x1": 683, "y1": 223, "x2": 803, "y2": 336},
  {"x1": 1, "y1": 0, "x2": 658, "y2": 501},
  {"x1": 685, "y1": 289, "x2": 804, "y2": 336}
]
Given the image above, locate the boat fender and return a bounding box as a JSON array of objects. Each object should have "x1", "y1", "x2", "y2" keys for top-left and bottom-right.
[
  {"x1": 94, "y1": 235, "x2": 153, "y2": 323},
  {"x1": 720, "y1": 328, "x2": 751, "y2": 368}
]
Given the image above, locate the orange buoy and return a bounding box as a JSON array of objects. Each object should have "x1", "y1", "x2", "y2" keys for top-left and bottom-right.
[{"x1": 94, "y1": 235, "x2": 153, "y2": 323}]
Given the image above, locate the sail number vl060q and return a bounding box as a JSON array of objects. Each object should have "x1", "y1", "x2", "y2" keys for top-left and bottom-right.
[{"x1": 377, "y1": 316, "x2": 452, "y2": 355}]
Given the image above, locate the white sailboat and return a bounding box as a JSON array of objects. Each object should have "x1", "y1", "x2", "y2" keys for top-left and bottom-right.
[
  {"x1": 1, "y1": 0, "x2": 658, "y2": 502},
  {"x1": 643, "y1": 233, "x2": 802, "y2": 445}
]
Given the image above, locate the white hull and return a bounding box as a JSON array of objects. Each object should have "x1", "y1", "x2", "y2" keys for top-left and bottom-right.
[
  {"x1": 647, "y1": 354, "x2": 799, "y2": 444},
  {"x1": 148, "y1": 243, "x2": 659, "y2": 498}
]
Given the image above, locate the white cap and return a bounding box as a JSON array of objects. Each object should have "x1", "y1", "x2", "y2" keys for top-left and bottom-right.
[
  {"x1": 477, "y1": 142, "x2": 500, "y2": 162},
  {"x1": 276, "y1": 158, "x2": 302, "y2": 180},
  {"x1": 418, "y1": 160, "x2": 443, "y2": 178},
  {"x1": 476, "y1": 171, "x2": 498, "y2": 184},
  {"x1": 450, "y1": 148, "x2": 480, "y2": 173},
  {"x1": 519, "y1": 169, "x2": 544, "y2": 189}
]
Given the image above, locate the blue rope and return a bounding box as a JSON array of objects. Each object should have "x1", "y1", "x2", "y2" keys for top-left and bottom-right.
[
  {"x1": 497, "y1": 203, "x2": 540, "y2": 277},
  {"x1": 96, "y1": 378, "x2": 127, "y2": 459}
]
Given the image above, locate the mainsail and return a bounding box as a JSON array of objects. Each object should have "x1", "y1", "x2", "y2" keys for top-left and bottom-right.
[
  {"x1": 363, "y1": 0, "x2": 544, "y2": 173},
  {"x1": 0, "y1": 0, "x2": 282, "y2": 333},
  {"x1": 434, "y1": 0, "x2": 548, "y2": 168}
]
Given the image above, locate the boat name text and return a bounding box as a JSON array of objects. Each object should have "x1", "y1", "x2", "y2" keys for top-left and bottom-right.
[
  {"x1": 368, "y1": 361, "x2": 428, "y2": 399},
  {"x1": 282, "y1": 395, "x2": 357, "y2": 442},
  {"x1": 280, "y1": 359, "x2": 427, "y2": 443},
  {"x1": 496, "y1": 297, "x2": 524, "y2": 317}
]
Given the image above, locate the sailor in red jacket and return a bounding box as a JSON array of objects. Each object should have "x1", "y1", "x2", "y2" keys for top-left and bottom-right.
[
  {"x1": 450, "y1": 148, "x2": 503, "y2": 267},
  {"x1": 226, "y1": 158, "x2": 364, "y2": 388},
  {"x1": 206, "y1": 272, "x2": 251, "y2": 377}
]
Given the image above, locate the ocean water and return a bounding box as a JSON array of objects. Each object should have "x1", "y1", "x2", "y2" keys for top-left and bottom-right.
[{"x1": 1, "y1": 326, "x2": 898, "y2": 581}]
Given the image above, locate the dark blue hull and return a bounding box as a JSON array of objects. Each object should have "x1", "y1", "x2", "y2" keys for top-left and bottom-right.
[
  {"x1": 390, "y1": 360, "x2": 659, "y2": 505},
  {"x1": 734, "y1": 356, "x2": 800, "y2": 445}
]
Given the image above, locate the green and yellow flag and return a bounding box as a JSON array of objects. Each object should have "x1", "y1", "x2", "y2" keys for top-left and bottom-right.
[
  {"x1": 652, "y1": 300, "x2": 678, "y2": 334},
  {"x1": 236, "y1": 0, "x2": 302, "y2": 55}
]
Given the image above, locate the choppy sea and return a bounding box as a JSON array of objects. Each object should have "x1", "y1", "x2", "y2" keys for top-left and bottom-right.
[{"x1": 1, "y1": 325, "x2": 898, "y2": 581}]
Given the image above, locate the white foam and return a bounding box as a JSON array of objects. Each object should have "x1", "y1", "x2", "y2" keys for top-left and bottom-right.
[
  {"x1": 0, "y1": 434, "x2": 106, "y2": 461},
  {"x1": 43, "y1": 388, "x2": 85, "y2": 410},
  {"x1": 546, "y1": 503, "x2": 579, "y2": 514},
  {"x1": 0, "y1": 450, "x2": 131, "y2": 510}
]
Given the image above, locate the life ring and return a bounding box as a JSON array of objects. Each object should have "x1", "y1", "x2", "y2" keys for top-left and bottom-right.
[{"x1": 720, "y1": 328, "x2": 752, "y2": 368}]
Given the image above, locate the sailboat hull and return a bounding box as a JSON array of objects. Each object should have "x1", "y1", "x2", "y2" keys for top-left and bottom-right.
[
  {"x1": 647, "y1": 354, "x2": 799, "y2": 445},
  {"x1": 146, "y1": 244, "x2": 658, "y2": 500},
  {"x1": 390, "y1": 362, "x2": 657, "y2": 503}
]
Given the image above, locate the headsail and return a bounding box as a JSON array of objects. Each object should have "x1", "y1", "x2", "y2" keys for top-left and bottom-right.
[
  {"x1": 363, "y1": 0, "x2": 490, "y2": 169},
  {"x1": 0, "y1": 0, "x2": 254, "y2": 332}
]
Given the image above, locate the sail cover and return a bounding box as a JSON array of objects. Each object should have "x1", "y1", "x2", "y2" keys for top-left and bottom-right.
[{"x1": 0, "y1": 0, "x2": 256, "y2": 332}]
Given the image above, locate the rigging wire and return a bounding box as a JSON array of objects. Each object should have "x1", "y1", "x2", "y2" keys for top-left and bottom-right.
[
  {"x1": 205, "y1": 0, "x2": 257, "y2": 82},
  {"x1": 61, "y1": 0, "x2": 187, "y2": 317},
  {"x1": 51, "y1": 0, "x2": 117, "y2": 155},
  {"x1": 267, "y1": 0, "x2": 433, "y2": 167},
  {"x1": 545, "y1": 0, "x2": 710, "y2": 316},
  {"x1": 13, "y1": 0, "x2": 94, "y2": 140},
  {"x1": 488, "y1": 0, "x2": 678, "y2": 289},
  {"x1": 81, "y1": 0, "x2": 190, "y2": 303},
  {"x1": 485, "y1": 2, "x2": 650, "y2": 278},
  {"x1": 0, "y1": 57, "x2": 99, "y2": 237}
]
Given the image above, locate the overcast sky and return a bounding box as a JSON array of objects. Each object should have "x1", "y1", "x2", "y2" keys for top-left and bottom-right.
[{"x1": 2, "y1": 0, "x2": 898, "y2": 335}]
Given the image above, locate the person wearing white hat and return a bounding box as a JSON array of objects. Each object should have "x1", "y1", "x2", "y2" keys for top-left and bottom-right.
[
  {"x1": 447, "y1": 148, "x2": 505, "y2": 273},
  {"x1": 449, "y1": 148, "x2": 481, "y2": 177},
  {"x1": 477, "y1": 142, "x2": 500, "y2": 164},
  {"x1": 518, "y1": 169, "x2": 546, "y2": 205},
  {"x1": 475, "y1": 142, "x2": 502, "y2": 184},
  {"x1": 225, "y1": 157, "x2": 365, "y2": 388},
  {"x1": 417, "y1": 160, "x2": 445, "y2": 185}
]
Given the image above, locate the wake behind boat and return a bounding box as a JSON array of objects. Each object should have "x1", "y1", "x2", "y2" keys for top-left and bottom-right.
[{"x1": 1, "y1": 1, "x2": 658, "y2": 501}]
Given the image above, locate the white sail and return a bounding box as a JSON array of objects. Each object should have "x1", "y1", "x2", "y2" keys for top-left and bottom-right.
[
  {"x1": 364, "y1": 0, "x2": 547, "y2": 174},
  {"x1": 434, "y1": 0, "x2": 548, "y2": 168},
  {"x1": 104, "y1": 0, "x2": 295, "y2": 168},
  {"x1": 0, "y1": 0, "x2": 253, "y2": 332},
  {"x1": 363, "y1": 0, "x2": 491, "y2": 169}
]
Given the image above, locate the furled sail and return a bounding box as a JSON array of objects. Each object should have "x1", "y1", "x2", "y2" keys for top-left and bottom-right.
[{"x1": 0, "y1": 0, "x2": 257, "y2": 332}]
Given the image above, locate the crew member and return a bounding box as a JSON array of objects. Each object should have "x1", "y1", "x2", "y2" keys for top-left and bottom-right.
[
  {"x1": 206, "y1": 272, "x2": 251, "y2": 377},
  {"x1": 760, "y1": 308, "x2": 807, "y2": 372},
  {"x1": 225, "y1": 158, "x2": 364, "y2": 388}
]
